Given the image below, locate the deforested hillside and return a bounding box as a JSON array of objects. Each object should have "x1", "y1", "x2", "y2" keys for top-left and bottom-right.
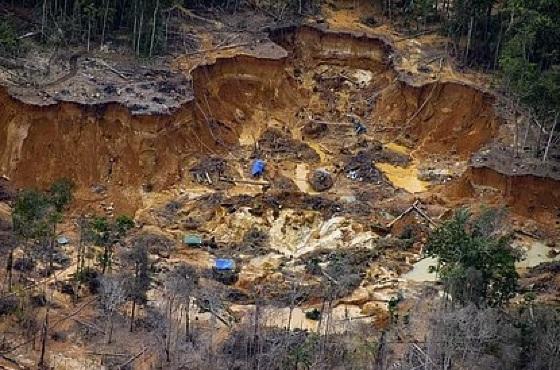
[{"x1": 0, "y1": 1, "x2": 559, "y2": 369}]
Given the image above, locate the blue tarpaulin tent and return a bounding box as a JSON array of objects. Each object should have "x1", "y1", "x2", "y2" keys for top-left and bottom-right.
[
  {"x1": 251, "y1": 159, "x2": 266, "y2": 177},
  {"x1": 214, "y1": 258, "x2": 235, "y2": 271}
]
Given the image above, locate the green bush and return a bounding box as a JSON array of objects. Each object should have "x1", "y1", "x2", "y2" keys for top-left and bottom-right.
[
  {"x1": 426, "y1": 207, "x2": 522, "y2": 307},
  {"x1": 0, "y1": 17, "x2": 20, "y2": 56}
]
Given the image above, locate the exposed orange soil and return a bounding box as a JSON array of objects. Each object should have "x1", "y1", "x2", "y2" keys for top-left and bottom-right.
[{"x1": 0, "y1": 15, "x2": 556, "y2": 225}]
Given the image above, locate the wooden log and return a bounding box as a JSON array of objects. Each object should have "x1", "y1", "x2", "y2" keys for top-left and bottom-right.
[{"x1": 219, "y1": 177, "x2": 269, "y2": 186}]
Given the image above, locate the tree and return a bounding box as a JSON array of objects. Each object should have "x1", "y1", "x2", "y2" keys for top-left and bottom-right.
[
  {"x1": 0, "y1": 16, "x2": 21, "y2": 57},
  {"x1": 499, "y1": 0, "x2": 560, "y2": 160},
  {"x1": 92, "y1": 215, "x2": 134, "y2": 274},
  {"x1": 100, "y1": 274, "x2": 127, "y2": 344},
  {"x1": 10, "y1": 179, "x2": 74, "y2": 280},
  {"x1": 1, "y1": 235, "x2": 16, "y2": 292},
  {"x1": 48, "y1": 178, "x2": 75, "y2": 213},
  {"x1": 121, "y1": 236, "x2": 150, "y2": 332},
  {"x1": 165, "y1": 264, "x2": 199, "y2": 342},
  {"x1": 425, "y1": 207, "x2": 522, "y2": 306},
  {"x1": 11, "y1": 189, "x2": 52, "y2": 280}
]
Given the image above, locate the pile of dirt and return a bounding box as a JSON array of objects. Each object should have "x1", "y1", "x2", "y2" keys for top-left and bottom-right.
[
  {"x1": 300, "y1": 246, "x2": 379, "y2": 298},
  {"x1": 189, "y1": 156, "x2": 237, "y2": 188},
  {"x1": 344, "y1": 150, "x2": 384, "y2": 183},
  {"x1": 264, "y1": 192, "x2": 343, "y2": 218},
  {"x1": 270, "y1": 174, "x2": 299, "y2": 192},
  {"x1": 257, "y1": 128, "x2": 320, "y2": 162},
  {"x1": 223, "y1": 227, "x2": 271, "y2": 256},
  {"x1": 308, "y1": 169, "x2": 334, "y2": 191},
  {"x1": 520, "y1": 261, "x2": 560, "y2": 295},
  {"x1": 302, "y1": 120, "x2": 328, "y2": 139}
]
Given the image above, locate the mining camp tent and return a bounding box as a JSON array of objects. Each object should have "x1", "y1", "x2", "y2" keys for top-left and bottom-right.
[
  {"x1": 251, "y1": 159, "x2": 266, "y2": 177},
  {"x1": 183, "y1": 234, "x2": 202, "y2": 247},
  {"x1": 214, "y1": 258, "x2": 235, "y2": 271},
  {"x1": 57, "y1": 236, "x2": 69, "y2": 245}
]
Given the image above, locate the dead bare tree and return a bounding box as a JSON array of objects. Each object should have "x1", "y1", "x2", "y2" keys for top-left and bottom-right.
[
  {"x1": 100, "y1": 275, "x2": 127, "y2": 344},
  {"x1": 165, "y1": 264, "x2": 199, "y2": 342},
  {"x1": 543, "y1": 111, "x2": 559, "y2": 163}
]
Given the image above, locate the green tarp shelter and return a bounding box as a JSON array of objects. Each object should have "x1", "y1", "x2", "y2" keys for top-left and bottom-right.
[{"x1": 183, "y1": 234, "x2": 202, "y2": 246}]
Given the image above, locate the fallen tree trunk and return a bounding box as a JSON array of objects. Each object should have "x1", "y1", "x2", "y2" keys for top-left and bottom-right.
[{"x1": 219, "y1": 177, "x2": 269, "y2": 186}]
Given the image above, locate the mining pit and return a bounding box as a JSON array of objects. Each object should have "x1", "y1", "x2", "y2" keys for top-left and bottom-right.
[{"x1": 1, "y1": 16, "x2": 560, "y2": 368}]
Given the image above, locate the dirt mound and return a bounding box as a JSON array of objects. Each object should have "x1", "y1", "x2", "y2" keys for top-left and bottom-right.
[
  {"x1": 343, "y1": 150, "x2": 384, "y2": 183},
  {"x1": 270, "y1": 174, "x2": 299, "y2": 192},
  {"x1": 521, "y1": 261, "x2": 560, "y2": 295},
  {"x1": 257, "y1": 128, "x2": 320, "y2": 162},
  {"x1": 302, "y1": 120, "x2": 328, "y2": 139},
  {"x1": 308, "y1": 169, "x2": 334, "y2": 191},
  {"x1": 189, "y1": 156, "x2": 238, "y2": 189}
]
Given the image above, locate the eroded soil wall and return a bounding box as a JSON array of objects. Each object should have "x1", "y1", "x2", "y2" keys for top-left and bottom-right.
[
  {"x1": 0, "y1": 26, "x2": 514, "y2": 214},
  {"x1": 375, "y1": 81, "x2": 499, "y2": 158},
  {"x1": 271, "y1": 25, "x2": 392, "y2": 71},
  {"x1": 192, "y1": 55, "x2": 301, "y2": 137},
  {"x1": 469, "y1": 166, "x2": 560, "y2": 222},
  {"x1": 0, "y1": 88, "x2": 220, "y2": 211}
]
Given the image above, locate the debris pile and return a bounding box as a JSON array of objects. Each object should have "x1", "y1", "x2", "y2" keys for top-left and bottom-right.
[
  {"x1": 308, "y1": 169, "x2": 334, "y2": 192},
  {"x1": 190, "y1": 156, "x2": 236, "y2": 187},
  {"x1": 344, "y1": 150, "x2": 384, "y2": 183},
  {"x1": 302, "y1": 120, "x2": 328, "y2": 139},
  {"x1": 270, "y1": 175, "x2": 299, "y2": 192},
  {"x1": 257, "y1": 128, "x2": 320, "y2": 162}
]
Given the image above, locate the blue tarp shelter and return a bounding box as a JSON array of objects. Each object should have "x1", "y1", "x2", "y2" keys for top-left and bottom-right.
[
  {"x1": 251, "y1": 159, "x2": 266, "y2": 177},
  {"x1": 214, "y1": 258, "x2": 235, "y2": 271}
]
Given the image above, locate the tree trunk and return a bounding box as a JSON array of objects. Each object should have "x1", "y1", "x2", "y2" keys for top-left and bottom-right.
[
  {"x1": 185, "y1": 299, "x2": 190, "y2": 342},
  {"x1": 536, "y1": 119, "x2": 544, "y2": 158},
  {"x1": 287, "y1": 305, "x2": 294, "y2": 331},
  {"x1": 38, "y1": 306, "x2": 49, "y2": 368},
  {"x1": 514, "y1": 105, "x2": 520, "y2": 158},
  {"x1": 106, "y1": 311, "x2": 114, "y2": 344},
  {"x1": 149, "y1": 0, "x2": 160, "y2": 57},
  {"x1": 6, "y1": 249, "x2": 13, "y2": 292},
  {"x1": 102, "y1": 246, "x2": 109, "y2": 274},
  {"x1": 42, "y1": 0, "x2": 47, "y2": 41},
  {"x1": 101, "y1": 0, "x2": 110, "y2": 46},
  {"x1": 465, "y1": 16, "x2": 474, "y2": 63},
  {"x1": 522, "y1": 112, "x2": 531, "y2": 149},
  {"x1": 133, "y1": 0, "x2": 137, "y2": 50},
  {"x1": 165, "y1": 297, "x2": 173, "y2": 362},
  {"x1": 137, "y1": 4, "x2": 144, "y2": 55},
  {"x1": 543, "y1": 113, "x2": 559, "y2": 162},
  {"x1": 130, "y1": 300, "x2": 136, "y2": 332}
]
